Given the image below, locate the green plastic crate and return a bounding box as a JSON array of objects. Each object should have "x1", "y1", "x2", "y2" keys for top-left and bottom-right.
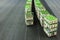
[
  {"x1": 25, "y1": 11, "x2": 33, "y2": 19},
  {"x1": 44, "y1": 21, "x2": 58, "y2": 29},
  {"x1": 44, "y1": 27, "x2": 54, "y2": 37},
  {"x1": 39, "y1": 10, "x2": 49, "y2": 26},
  {"x1": 25, "y1": 0, "x2": 33, "y2": 25},
  {"x1": 44, "y1": 25, "x2": 57, "y2": 32},
  {"x1": 40, "y1": 10, "x2": 49, "y2": 16},
  {"x1": 25, "y1": 3, "x2": 31, "y2": 8},
  {"x1": 44, "y1": 14, "x2": 58, "y2": 24},
  {"x1": 25, "y1": 11, "x2": 33, "y2": 25}
]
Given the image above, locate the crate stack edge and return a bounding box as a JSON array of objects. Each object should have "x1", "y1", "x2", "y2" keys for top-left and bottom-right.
[
  {"x1": 43, "y1": 14, "x2": 58, "y2": 37},
  {"x1": 25, "y1": 0, "x2": 33, "y2": 25},
  {"x1": 34, "y1": 0, "x2": 58, "y2": 37}
]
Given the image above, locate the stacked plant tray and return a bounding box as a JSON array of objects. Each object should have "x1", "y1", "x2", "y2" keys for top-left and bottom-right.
[
  {"x1": 40, "y1": 10, "x2": 49, "y2": 27},
  {"x1": 25, "y1": 0, "x2": 33, "y2": 25},
  {"x1": 34, "y1": 0, "x2": 46, "y2": 20},
  {"x1": 34, "y1": 0, "x2": 58, "y2": 37},
  {"x1": 34, "y1": 0, "x2": 40, "y2": 20},
  {"x1": 43, "y1": 14, "x2": 58, "y2": 37}
]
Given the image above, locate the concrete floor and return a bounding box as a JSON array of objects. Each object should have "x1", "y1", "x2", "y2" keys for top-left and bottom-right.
[
  {"x1": 0, "y1": 0, "x2": 26, "y2": 40},
  {"x1": 0, "y1": 0, "x2": 60, "y2": 40}
]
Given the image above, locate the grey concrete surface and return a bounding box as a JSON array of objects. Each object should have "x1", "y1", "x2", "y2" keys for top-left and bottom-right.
[{"x1": 0, "y1": 0, "x2": 26, "y2": 40}]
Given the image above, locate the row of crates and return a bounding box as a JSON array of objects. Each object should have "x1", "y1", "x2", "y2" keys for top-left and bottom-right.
[
  {"x1": 34, "y1": 0, "x2": 58, "y2": 37},
  {"x1": 25, "y1": 0, "x2": 33, "y2": 25}
]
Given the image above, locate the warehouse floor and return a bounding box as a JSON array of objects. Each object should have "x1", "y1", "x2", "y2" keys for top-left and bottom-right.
[
  {"x1": 0, "y1": 0, "x2": 26, "y2": 40},
  {"x1": 0, "y1": 0, "x2": 60, "y2": 40}
]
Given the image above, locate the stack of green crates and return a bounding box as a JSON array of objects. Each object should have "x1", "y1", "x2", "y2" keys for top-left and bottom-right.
[
  {"x1": 34, "y1": 0, "x2": 46, "y2": 20},
  {"x1": 34, "y1": 0, "x2": 58, "y2": 37},
  {"x1": 40, "y1": 10, "x2": 49, "y2": 27},
  {"x1": 35, "y1": 1, "x2": 45, "y2": 11},
  {"x1": 44, "y1": 14, "x2": 58, "y2": 37},
  {"x1": 34, "y1": 0, "x2": 40, "y2": 19},
  {"x1": 34, "y1": 0, "x2": 49, "y2": 27},
  {"x1": 25, "y1": 0, "x2": 33, "y2": 25}
]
